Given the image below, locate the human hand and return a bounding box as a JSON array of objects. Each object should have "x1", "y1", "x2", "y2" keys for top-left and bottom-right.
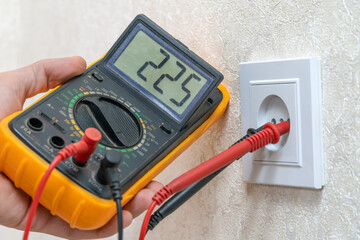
[{"x1": 0, "y1": 57, "x2": 162, "y2": 239}]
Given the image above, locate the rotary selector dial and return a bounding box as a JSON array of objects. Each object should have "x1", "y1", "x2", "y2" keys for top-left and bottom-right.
[{"x1": 74, "y1": 95, "x2": 142, "y2": 148}]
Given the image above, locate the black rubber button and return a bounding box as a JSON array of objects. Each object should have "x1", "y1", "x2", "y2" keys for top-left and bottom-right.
[
  {"x1": 92, "y1": 72, "x2": 104, "y2": 82},
  {"x1": 160, "y1": 124, "x2": 172, "y2": 134}
]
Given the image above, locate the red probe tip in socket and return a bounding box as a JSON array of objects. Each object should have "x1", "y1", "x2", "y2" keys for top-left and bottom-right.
[{"x1": 74, "y1": 128, "x2": 102, "y2": 164}]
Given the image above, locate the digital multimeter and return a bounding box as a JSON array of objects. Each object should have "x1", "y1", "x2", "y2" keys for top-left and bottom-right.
[{"x1": 0, "y1": 15, "x2": 229, "y2": 229}]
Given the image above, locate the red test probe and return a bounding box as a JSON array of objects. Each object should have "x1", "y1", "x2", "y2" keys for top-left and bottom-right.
[{"x1": 139, "y1": 121, "x2": 290, "y2": 240}]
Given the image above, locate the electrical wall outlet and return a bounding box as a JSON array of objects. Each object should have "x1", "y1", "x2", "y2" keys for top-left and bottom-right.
[{"x1": 240, "y1": 57, "x2": 324, "y2": 189}]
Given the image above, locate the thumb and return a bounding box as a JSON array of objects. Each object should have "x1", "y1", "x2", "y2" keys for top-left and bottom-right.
[
  {"x1": 0, "y1": 56, "x2": 86, "y2": 120},
  {"x1": 17, "y1": 56, "x2": 87, "y2": 99}
]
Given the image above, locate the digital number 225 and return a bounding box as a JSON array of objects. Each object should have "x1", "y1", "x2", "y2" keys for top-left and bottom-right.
[{"x1": 137, "y1": 48, "x2": 200, "y2": 107}]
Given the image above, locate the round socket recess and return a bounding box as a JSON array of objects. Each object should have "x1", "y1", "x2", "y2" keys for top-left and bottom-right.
[{"x1": 258, "y1": 95, "x2": 289, "y2": 151}]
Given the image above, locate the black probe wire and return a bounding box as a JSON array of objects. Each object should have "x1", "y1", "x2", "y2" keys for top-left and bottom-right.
[
  {"x1": 147, "y1": 165, "x2": 227, "y2": 232},
  {"x1": 114, "y1": 192, "x2": 123, "y2": 240},
  {"x1": 97, "y1": 151, "x2": 124, "y2": 240},
  {"x1": 108, "y1": 182, "x2": 123, "y2": 240},
  {"x1": 146, "y1": 126, "x2": 263, "y2": 233}
]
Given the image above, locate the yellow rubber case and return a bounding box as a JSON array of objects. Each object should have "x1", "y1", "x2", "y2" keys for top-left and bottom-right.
[{"x1": 0, "y1": 78, "x2": 228, "y2": 229}]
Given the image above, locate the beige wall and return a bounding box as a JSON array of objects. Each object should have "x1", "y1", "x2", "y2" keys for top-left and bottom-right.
[{"x1": 0, "y1": 0, "x2": 359, "y2": 239}]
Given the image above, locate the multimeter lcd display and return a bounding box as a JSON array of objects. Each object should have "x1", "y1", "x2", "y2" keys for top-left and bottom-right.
[{"x1": 107, "y1": 24, "x2": 214, "y2": 123}]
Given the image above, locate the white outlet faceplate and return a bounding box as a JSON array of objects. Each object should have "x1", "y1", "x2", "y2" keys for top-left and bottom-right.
[{"x1": 240, "y1": 57, "x2": 324, "y2": 189}]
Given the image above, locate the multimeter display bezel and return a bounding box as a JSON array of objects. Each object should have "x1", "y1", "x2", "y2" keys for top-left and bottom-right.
[
  {"x1": 100, "y1": 15, "x2": 223, "y2": 129},
  {"x1": 106, "y1": 24, "x2": 213, "y2": 124}
]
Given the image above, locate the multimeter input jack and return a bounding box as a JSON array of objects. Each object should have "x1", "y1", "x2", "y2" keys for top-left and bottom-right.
[
  {"x1": 27, "y1": 117, "x2": 43, "y2": 131},
  {"x1": 49, "y1": 136, "x2": 65, "y2": 149},
  {"x1": 72, "y1": 156, "x2": 87, "y2": 167}
]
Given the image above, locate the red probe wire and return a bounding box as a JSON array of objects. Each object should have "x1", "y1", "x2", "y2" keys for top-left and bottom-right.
[
  {"x1": 23, "y1": 155, "x2": 63, "y2": 240},
  {"x1": 139, "y1": 121, "x2": 290, "y2": 240},
  {"x1": 23, "y1": 128, "x2": 101, "y2": 240}
]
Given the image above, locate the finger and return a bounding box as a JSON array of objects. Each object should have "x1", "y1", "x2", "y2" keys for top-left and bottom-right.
[
  {"x1": 0, "y1": 57, "x2": 86, "y2": 120},
  {"x1": 18, "y1": 204, "x2": 133, "y2": 239},
  {"x1": 123, "y1": 188, "x2": 158, "y2": 219},
  {"x1": 20, "y1": 56, "x2": 87, "y2": 99},
  {"x1": 0, "y1": 174, "x2": 31, "y2": 228},
  {"x1": 123, "y1": 189, "x2": 155, "y2": 218},
  {"x1": 144, "y1": 180, "x2": 163, "y2": 192},
  {"x1": 122, "y1": 210, "x2": 133, "y2": 228},
  {"x1": 123, "y1": 181, "x2": 163, "y2": 218}
]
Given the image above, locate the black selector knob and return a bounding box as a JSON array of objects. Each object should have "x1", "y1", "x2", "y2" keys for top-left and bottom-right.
[
  {"x1": 96, "y1": 151, "x2": 122, "y2": 185},
  {"x1": 74, "y1": 96, "x2": 142, "y2": 148}
]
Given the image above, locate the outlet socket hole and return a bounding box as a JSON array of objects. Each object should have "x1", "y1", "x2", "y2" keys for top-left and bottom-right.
[{"x1": 258, "y1": 95, "x2": 290, "y2": 151}]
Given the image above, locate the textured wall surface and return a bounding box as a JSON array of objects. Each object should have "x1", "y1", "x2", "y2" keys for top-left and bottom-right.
[{"x1": 0, "y1": 0, "x2": 359, "y2": 239}]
